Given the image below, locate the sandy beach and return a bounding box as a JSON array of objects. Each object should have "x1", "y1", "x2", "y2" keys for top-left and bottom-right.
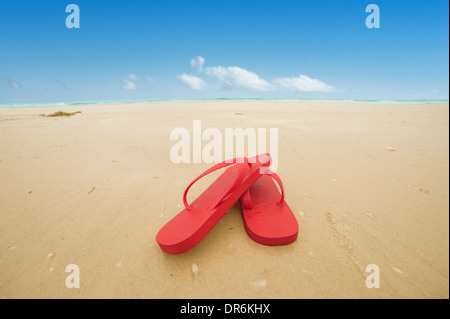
[{"x1": 0, "y1": 100, "x2": 448, "y2": 298}]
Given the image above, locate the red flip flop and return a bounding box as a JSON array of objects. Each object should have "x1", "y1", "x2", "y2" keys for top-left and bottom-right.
[
  {"x1": 156, "y1": 154, "x2": 272, "y2": 254},
  {"x1": 239, "y1": 170, "x2": 298, "y2": 246}
]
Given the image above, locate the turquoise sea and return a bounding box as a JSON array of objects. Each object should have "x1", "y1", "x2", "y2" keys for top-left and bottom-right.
[{"x1": 0, "y1": 98, "x2": 448, "y2": 108}]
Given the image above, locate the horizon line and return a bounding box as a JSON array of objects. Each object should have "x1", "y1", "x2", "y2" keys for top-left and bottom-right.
[{"x1": 1, "y1": 97, "x2": 449, "y2": 108}]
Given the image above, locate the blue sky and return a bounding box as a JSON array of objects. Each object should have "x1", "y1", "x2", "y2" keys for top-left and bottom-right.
[{"x1": 0, "y1": 0, "x2": 448, "y2": 104}]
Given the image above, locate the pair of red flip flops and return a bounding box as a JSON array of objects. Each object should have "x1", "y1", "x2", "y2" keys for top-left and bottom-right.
[{"x1": 156, "y1": 154, "x2": 298, "y2": 254}]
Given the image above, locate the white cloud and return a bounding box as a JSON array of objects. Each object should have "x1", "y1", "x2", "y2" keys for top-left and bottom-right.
[
  {"x1": 127, "y1": 73, "x2": 138, "y2": 81},
  {"x1": 178, "y1": 73, "x2": 206, "y2": 90},
  {"x1": 272, "y1": 74, "x2": 336, "y2": 92},
  {"x1": 123, "y1": 79, "x2": 137, "y2": 90},
  {"x1": 122, "y1": 74, "x2": 155, "y2": 90},
  {"x1": 11, "y1": 81, "x2": 21, "y2": 89},
  {"x1": 0, "y1": 77, "x2": 22, "y2": 89},
  {"x1": 180, "y1": 56, "x2": 337, "y2": 93},
  {"x1": 191, "y1": 56, "x2": 205, "y2": 72},
  {"x1": 205, "y1": 66, "x2": 272, "y2": 91},
  {"x1": 431, "y1": 89, "x2": 440, "y2": 94}
]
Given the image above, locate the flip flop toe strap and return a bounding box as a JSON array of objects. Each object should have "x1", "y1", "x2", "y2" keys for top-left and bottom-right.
[
  {"x1": 183, "y1": 157, "x2": 249, "y2": 210},
  {"x1": 241, "y1": 169, "x2": 285, "y2": 209}
]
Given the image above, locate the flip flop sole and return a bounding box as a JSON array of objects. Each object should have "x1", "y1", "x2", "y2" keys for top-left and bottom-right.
[
  {"x1": 240, "y1": 174, "x2": 298, "y2": 246},
  {"x1": 156, "y1": 157, "x2": 269, "y2": 254}
]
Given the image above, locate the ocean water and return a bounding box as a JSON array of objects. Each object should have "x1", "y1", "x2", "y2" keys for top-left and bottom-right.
[{"x1": 0, "y1": 98, "x2": 448, "y2": 108}]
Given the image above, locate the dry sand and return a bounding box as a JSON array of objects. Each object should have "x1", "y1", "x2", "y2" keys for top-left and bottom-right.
[{"x1": 0, "y1": 100, "x2": 448, "y2": 298}]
